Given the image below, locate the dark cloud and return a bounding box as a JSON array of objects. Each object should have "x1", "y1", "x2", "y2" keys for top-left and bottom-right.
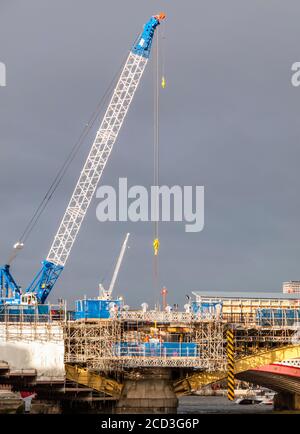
[{"x1": 1, "y1": 0, "x2": 300, "y2": 308}]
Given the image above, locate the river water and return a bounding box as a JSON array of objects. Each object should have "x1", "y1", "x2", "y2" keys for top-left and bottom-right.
[{"x1": 178, "y1": 396, "x2": 273, "y2": 414}]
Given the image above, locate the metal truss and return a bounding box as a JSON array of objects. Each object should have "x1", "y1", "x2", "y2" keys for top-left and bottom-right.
[
  {"x1": 108, "y1": 356, "x2": 206, "y2": 368},
  {"x1": 121, "y1": 310, "x2": 193, "y2": 323},
  {"x1": 47, "y1": 52, "x2": 147, "y2": 266},
  {"x1": 277, "y1": 359, "x2": 300, "y2": 367}
]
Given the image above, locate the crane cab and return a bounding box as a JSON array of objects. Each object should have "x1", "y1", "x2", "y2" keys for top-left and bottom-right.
[{"x1": 20, "y1": 293, "x2": 37, "y2": 306}]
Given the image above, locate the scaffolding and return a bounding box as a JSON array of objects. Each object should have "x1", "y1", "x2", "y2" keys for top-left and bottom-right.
[
  {"x1": 64, "y1": 316, "x2": 227, "y2": 371},
  {"x1": 120, "y1": 310, "x2": 193, "y2": 323},
  {"x1": 62, "y1": 303, "x2": 300, "y2": 375},
  {"x1": 121, "y1": 306, "x2": 300, "y2": 327},
  {"x1": 0, "y1": 303, "x2": 65, "y2": 343},
  {"x1": 193, "y1": 321, "x2": 227, "y2": 371},
  {"x1": 0, "y1": 322, "x2": 63, "y2": 343},
  {"x1": 1, "y1": 299, "x2": 299, "y2": 375},
  {"x1": 64, "y1": 319, "x2": 122, "y2": 371}
]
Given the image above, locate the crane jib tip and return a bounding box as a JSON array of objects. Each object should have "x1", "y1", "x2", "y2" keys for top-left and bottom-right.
[{"x1": 154, "y1": 13, "x2": 166, "y2": 22}]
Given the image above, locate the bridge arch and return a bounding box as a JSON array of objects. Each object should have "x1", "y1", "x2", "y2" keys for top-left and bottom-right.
[{"x1": 174, "y1": 344, "x2": 300, "y2": 395}]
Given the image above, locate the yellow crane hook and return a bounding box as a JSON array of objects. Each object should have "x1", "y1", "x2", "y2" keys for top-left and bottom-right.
[{"x1": 153, "y1": 238, "x2": 160, "y2": 256}]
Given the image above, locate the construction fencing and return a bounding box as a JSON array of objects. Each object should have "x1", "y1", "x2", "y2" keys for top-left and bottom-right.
[{"x1": 0, "y1": 303, "x2": 66, "y2": 323}]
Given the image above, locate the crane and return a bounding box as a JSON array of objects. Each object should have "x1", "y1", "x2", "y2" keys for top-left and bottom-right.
[
  {"x1": 99, "y1": 233, "x2": 130, "y2": 300},
  {"x1": 0, "y1": 13, "x2": 166, "y2": 305}
]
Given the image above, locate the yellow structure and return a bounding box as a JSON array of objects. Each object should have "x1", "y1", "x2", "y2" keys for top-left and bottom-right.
[
  {"x1": 174, "y1": 344, "x2": 300, "y2": 396},
  {"x1": 65, "y1": 364, "x2": 123, "y2": 398},
  {"x1": 153, "y1": 238, "x2": 160, "y2": 256},
  {"x1": 226, "y1": 329, "x2": 235, "y2": 401}
]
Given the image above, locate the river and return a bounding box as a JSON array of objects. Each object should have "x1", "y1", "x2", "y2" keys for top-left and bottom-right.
[{"x1": 178, "y1": 396, "x2": 273, "y2": 413}]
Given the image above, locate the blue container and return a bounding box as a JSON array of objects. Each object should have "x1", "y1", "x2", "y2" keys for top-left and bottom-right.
[
  {"x1": 75, "y1": 298, "x2": 122, "y2": 320},
  {"x1": 38, "y1": 305, "x2": 49, "y2": 315},
  {"x1": 256, "y1": 308, "x2": 300, "y2": 326},
  {"x1": 114, "y1": 341, "x2": 198, "y2": 357}
]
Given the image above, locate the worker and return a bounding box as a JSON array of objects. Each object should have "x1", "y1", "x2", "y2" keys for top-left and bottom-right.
[{"x1": 165, "y1": 304, "x2": 172, "y2": 313}]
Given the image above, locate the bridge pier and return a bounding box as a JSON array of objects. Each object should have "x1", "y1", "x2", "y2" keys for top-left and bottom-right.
[
  {"x1": 115, "y1": 368, "x2": 178, "y2": 414},
  {"x1": 274, "y1": 392, "x2": 300, "y2": 411}
]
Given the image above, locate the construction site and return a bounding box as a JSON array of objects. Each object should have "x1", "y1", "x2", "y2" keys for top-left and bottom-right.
[
  {"x1": 1, "y1": 289, "x2": 300, "y2": 413},
  {"x1": 1, "y1": 5, "x2": 300, "y2": 416}
]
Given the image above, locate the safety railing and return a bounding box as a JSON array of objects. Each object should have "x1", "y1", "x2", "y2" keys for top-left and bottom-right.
[
  {"x1": 0, "y1": 303, "x2": 66, "y2": 323},
  {"x1": 120, "y1": 310, "x2": 194, "y2": 323},
  {"x1": 113, "y1": 341, "x2": 199, "y2": 358}
]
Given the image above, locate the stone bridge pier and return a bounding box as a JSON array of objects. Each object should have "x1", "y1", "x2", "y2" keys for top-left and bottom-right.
[
  {"x1": 274, "y1": 392, "x2": 300, "y2": 411},
  {"x1": 115, "y1": 368, "x2": 178, "y2": 414}
]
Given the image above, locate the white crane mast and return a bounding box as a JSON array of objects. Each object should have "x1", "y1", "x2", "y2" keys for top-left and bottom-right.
[
  {"x1": 107, "y1": 232, "x2": 130, "y2": 297},
  {"x1": 1, "y1": 14, "x2": 165, "y2": 305},
  {"x1": 47, "y1": 52, "x2": 147, "y2": 266}
]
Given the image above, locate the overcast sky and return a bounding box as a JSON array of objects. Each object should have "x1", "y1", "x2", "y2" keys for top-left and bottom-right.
[{"x1": 1, "y1": 0, "x2": 300, "y2": 308}]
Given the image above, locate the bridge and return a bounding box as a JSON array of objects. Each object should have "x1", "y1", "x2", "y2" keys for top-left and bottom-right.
[
  {"x1": 173, "y1": 344, "x2": 300, "y2": 410},
  {"x1": 2, "y1": 293, "x2": 300, "y2": 413},
  {"x1": 2, "y1": 340, "x2": 300, "y2": 412}
]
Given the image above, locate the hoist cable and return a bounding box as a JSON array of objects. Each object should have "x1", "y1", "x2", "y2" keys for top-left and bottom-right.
[{"x1": 153, "y1": 27, "x2": 160, "y2": 308}]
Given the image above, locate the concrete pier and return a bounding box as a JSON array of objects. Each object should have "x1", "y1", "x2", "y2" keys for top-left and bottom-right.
[
  {"x1": 115, "y1": 368, "x2": 178, "y2": 414},
  {"x1": 274, "y1": 392, "x2": 300, "y2": 411}
]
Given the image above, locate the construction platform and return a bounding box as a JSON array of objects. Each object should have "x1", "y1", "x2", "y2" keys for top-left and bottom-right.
[{"x1": 1, "y1": 292, "x2": 300, "y2": 412}]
